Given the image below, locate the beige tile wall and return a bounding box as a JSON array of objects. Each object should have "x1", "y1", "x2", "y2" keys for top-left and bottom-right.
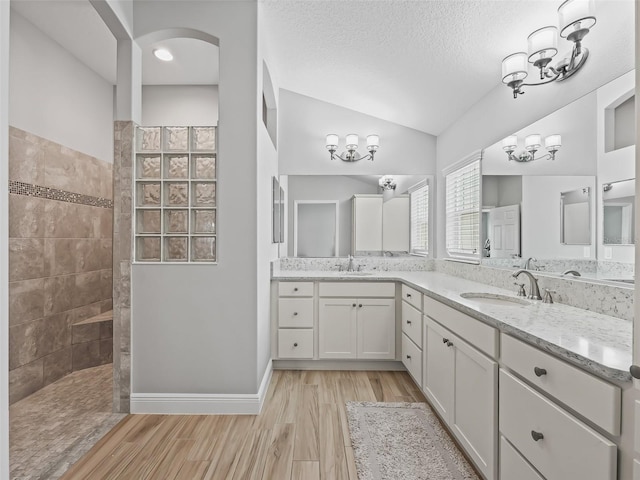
[{"x1": 8, "y1": 127, "x2": 113, "y2": 404}]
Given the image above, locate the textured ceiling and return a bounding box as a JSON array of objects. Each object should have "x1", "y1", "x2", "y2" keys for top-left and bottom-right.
[{"x1": 259, "y1": 0, "x2": 632, "y2": 135}]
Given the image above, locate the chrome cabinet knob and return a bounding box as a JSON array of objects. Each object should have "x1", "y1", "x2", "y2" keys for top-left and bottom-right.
[
  {"x1": 294, "y1": 287, "x2": 298, "y2": 292},
  {"x1": 446, "y1": 341, "x2": 453, "y2": 347},
  {"x1": 406, "y1": 355, "x2": 411, "y2": 360},
  {"x1": 293, "y1": 343, "x2": 298, "y2": 347},
  {"x1": 406, "y1": 320, "x2": 412, "y2": 325},
  {"x1": 352, "y1": 303, "x2": 357, "y2": 307},
  {"x1": 631, "y1": 365, "x2": 640, "y2": 379},
  {"x1": 293, "y1": 312, "x2": 298, "y2": 316},
  {"x1": 406, "y1": 293, "x2": 412, "y2": 298},
  {"x1": 534, "y1": 367, "x2": 547, "y2": 377},
  {"x1": 358, "y1": 304, "x2": 363, "y2": 308},
  {"x1": 442, "y1": 338, "x2": 449, "y2": 344}
]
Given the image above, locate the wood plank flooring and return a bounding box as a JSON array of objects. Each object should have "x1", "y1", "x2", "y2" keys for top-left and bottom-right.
[{"x1": 61, "y1": 370, "x2": 427, "y2": 480}]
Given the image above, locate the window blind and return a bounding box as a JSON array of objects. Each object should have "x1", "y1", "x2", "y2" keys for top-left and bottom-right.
[
  {"x1": 445, "y1": 157, "x2": 481, "y2": 259},
  {"x1": 409, "y1": 180, "x2": 429, "y2": 255}
]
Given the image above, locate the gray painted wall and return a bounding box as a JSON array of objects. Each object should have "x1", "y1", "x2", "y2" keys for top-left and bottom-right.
[
  {"x1": 278, "y1": 89, "x2": 437, "y2": 176},
  {"x1": 141, "y1": 85, "x2": 219, "y2": 126},
  {"x1": 9, "y1": 11, "x2": 114, "y2": 163},
  {"x1": 131, "y1": 0, "x2": 261, "y2": 395}
]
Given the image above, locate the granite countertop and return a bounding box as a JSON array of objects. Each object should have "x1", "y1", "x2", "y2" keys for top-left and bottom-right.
[{"x1": 272, "y1": 270, "x2": 633, "y2": 383}]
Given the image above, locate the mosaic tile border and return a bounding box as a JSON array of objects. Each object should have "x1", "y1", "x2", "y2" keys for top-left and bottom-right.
[{"x1": 9, "y1": 180, "x2": 113, "y2": 209}]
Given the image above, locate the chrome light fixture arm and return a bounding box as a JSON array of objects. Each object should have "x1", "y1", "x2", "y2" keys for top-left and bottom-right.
[{"x1": 328, "y1": 150, "x2": 375, "y2": 162}]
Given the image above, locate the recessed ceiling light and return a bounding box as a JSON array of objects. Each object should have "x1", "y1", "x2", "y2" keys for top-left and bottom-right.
[{"x1": 153, "y1": 48, "x2": 173, "y2": 62}]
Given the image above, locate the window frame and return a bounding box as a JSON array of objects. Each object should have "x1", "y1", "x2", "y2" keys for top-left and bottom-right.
[{"x1": 409, "y1": 179, "x2": 430, "y2": 257}]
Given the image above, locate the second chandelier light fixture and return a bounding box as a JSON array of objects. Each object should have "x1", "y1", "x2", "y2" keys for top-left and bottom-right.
[
  {"x1": 326, "y1": 133, "x2": 379, "y2": 162},
  {"x1": 502, "y1": 134, "x2": 562, "y2": 162},
  {"x1": 501, "y1": 0, "x2": 596, "y2": 99}
]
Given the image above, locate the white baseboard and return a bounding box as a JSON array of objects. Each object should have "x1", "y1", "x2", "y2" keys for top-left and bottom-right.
[
  {"x1": 273, "y1": 359, "x2": 405, "y2": 371},
  {"x1": 131, "y1": 360, "x2": 273, "y2": 415}
]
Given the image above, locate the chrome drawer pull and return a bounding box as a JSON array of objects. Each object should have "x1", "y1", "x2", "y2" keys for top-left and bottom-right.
[
  {"x1": 406, "y1": 320, "x2": 412, "y2": 324},
  {"x1": 442, "y1": 338, "x2": 449, "y2": 344},
  {"x1": 531, "y1": 430, "x2": 544, "y2": 442},
  {"x1": 534, "y1": 367, "x2": 547, "y2": 377},
  {"x1": 406, "y1": 355, "x2": 411, "y2": 360},
  {"x1": 446, "y1": 341, "x2": 453, "y2": 347},
  {"x1": 406, "y1": 293, "x2": 412, "y2": 298}
]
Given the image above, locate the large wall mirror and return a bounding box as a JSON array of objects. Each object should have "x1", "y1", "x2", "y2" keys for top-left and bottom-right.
[
  {"x1": 480, "y1": 70, "x2": 635, "y2": 286},
  {"x1": 282, "y1": 174, "x2": 428, "y2": 257}
]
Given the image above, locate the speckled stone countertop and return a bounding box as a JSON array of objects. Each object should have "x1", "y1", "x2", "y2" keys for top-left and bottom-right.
[{"x1": 272, "y1": 270, "x2": 633, "y2": 383}]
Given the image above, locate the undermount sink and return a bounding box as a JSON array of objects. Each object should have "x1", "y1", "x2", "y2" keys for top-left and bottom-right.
[
  {"x1": 459, "y1": 292, "x2": 530, "y2": 306},
  {"x1": 343, "y1": 271, "x2": 373, "y2": 276}
]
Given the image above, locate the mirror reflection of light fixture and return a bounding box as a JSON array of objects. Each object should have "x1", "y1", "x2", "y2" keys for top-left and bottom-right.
[
  {"x1": 326, "y1": 133, "x2": 379, "y2": 161},
  {"x1": 502, "y1": 134, "x2": 562, "y2": 162},
  {"x1": 378, "y1": 175, "x2": 396, "y2": 190},
  {"x1": 502, "y1": 0, "x2": 596, "y2": 99}
]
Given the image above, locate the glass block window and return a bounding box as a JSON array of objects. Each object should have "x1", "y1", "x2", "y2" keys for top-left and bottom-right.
[{"x1": 134, "y1": 126, "x2": 217, "y2": 263}]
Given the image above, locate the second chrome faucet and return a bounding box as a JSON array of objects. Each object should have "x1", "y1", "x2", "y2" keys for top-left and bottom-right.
[{"x1": 512, "y1": 269, "x2": 542, "y2": 300}]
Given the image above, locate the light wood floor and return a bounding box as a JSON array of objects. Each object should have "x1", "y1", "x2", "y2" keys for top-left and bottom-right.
[{"x1": 60, "y1": 370, "x2": 427, "y2": 480}]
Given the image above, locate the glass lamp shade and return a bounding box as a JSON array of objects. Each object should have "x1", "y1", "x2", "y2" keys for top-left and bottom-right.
[
  {"x1": 545, "y1": 134, "x2": 562, "y2": 150},
  {"x1": 502, "y1": 136, "x2": 518, "y2": 151},
  {"x1": 558, "y1": 0, "x2": 596, "y2": 38},
  {"x1": 325, "y1": 134, "x2": 339, "y2": 150},
  {"x1": 502, "y1": 52, "x2": 529, "y2": 84},
  {"x1": 527, "y1": 26, "x2": 558, "y2": 63},
  {"x1": 345, "y1": 134, "x2": 359, "y2": 150},
  {"x1": 525, "y1": 134, "x2": 542, "y2": 150},
  {"x1": 366, "y1": 134, "x2": 379, "y2": 151}
]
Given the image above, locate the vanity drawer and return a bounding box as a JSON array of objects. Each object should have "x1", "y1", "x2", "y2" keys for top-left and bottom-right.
[
  {"x1": 402, "y1": 333, "x2": 422, "y2": 387},
  {"x1": 401, "y1": 284, "x2": 422, "y2": 310},
  {"x1": 501, "y1": 334, "x2": 621, "y2": 436},
  {"x1": 278, "y1": 329, "x2": 314, "y2": 358},
  {"x1": 500, "y1": 436, "x2": 544, "y2": 480},
  {"x1": 318, "y1": 282, "x2": 395, "y2": 298},
  {"x1": 423, "y1": 295, "x2": 498, "y2": 358},
  {"x1": 278, "y1": 298, "x2": 314, "y2": 328},
  {"x1": 500, "y1": 369, "x2": 617, "y2": 480},
  {"x1": 401, "y1": 301, "x2": 422, "y2": 347},
  {"x1": 278, "y1": 281, "x2": 314, "y2": 297}
]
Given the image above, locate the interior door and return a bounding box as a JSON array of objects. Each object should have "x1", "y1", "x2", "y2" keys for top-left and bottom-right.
[{"x1": 488, "y1": 204, "x2": 520, "y2": 258}]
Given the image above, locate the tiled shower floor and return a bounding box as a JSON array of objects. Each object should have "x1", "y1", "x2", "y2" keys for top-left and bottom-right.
[{"x1": 9, "y1": 364, "x2": 125, "y2": 480}]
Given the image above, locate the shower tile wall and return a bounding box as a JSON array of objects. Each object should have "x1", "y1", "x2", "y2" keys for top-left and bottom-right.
[{"x1": 8, "y1": 127, "x2": 113, "y2": 404}]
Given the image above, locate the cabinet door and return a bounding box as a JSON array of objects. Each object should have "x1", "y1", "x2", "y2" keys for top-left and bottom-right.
[
  {"x1": 424, "y1": 318, "x2": 454, "y2": 422},
  {"x1": 319, "y1": 298, "x2": 357, "y2": 359},
  {"x1": 382, "y1": 196, "x2": 410, "y2": 251},
  {"x1": 357, "y1": 298, "x2": 395, "y2": 359},
  {"x1": 451, "y1": 333, "x2": 498, "y2": 480},
  {"x1": 353, "y1": 196, "x2": 383, "y2": 252}
]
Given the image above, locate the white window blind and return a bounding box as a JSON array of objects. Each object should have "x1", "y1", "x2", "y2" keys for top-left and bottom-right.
[
  {"x1": 445, "y1": 156, "x2": 481, "y2": 259},
  {"x1": 409, "y1": 181, "x2": 429, "y2": 255}
]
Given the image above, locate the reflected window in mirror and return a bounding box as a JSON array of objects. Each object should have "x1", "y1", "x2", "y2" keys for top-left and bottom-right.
[
  {"x1": 409, "y1": 180, "x2": 429, "y2": 256},
  {"x1": 603, "y1": 179, "x2": 635, "y2": 245},
  {"x1": 445, "y1": 153, "x2": 481, "y2": 261},
  {"x1": 560, "y1": 187, "x2": 591, "y2": 245}
]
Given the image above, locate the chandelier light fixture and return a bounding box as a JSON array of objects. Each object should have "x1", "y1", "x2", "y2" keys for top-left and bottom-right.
[
  {"x1": 502, "y1": 134, "x2": 562, "y2": 162},
  {"x1": 378, "y1": 175, "x2": 397, "y2": 190},
  {"x1": 325, "y1": 133, "x2": 379, "y2": 162},
  {"x1": 501, "y1": 0, "x2": 596, "y2": 99}
]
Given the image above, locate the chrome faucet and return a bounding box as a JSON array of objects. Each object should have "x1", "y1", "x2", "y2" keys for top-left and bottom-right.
[
  {"x1": 512, "y1": 269, "x2": 542, "y2": 300},
  {"x1": 521, "y1": 257, "x2": 538, "y2": 270},
  {"x1": 347, "y1": 255, "x2": 356, "y2": 272},
  {"x1": 561, "y1": 269, "x2": 581, "y2": 277}
]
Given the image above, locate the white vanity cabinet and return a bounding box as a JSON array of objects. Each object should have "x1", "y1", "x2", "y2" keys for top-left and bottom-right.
[
  {"x1": 318, "y1": 282, "x2": 395, "y2": 360},
  {"x1": 401, "y1": 284, "x2": 423, "y2": 387},
  {"x1": 277, "y1": 281, "x2": 314, "y2": 359},
  {"x1": 423, "y1": 299, "x2": 498, "y2": 480},
  {"x1": 352, "y1": 195, "x2": 409, "y2": 253}
]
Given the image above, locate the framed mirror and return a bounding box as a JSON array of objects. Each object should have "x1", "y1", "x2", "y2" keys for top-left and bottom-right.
[
  {"x1": 560, "y1": 188, "x2": 591, "y2": 245},
  {"x1": 603, "y1": 178, "x2": 635, "y2": 245}
]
